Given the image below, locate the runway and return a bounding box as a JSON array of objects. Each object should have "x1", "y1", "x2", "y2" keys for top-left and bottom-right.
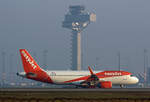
[
  {"x1": 1, "y1": 88, "x2": 150, "y2": 92},
  {"x1": 1, "y1": 88, "x2": 150, "y2": 102}
]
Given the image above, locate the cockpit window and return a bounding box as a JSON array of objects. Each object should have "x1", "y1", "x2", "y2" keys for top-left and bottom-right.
[{"x1": 130, "y1": 75, "x2": 134, "y2": 77}]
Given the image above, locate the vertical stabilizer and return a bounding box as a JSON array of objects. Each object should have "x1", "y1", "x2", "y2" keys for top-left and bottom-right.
[
  {"x1": 20, "y1": 49, "x2": 42, "y2": 73},
  {"x1": 19, "y1": 49, "x2": 52, "y2": 83}
]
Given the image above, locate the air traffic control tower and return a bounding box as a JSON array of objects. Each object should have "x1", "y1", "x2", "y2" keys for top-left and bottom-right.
[{"x1": 62, "y1": 5, "x2": 96, "y2": 70}]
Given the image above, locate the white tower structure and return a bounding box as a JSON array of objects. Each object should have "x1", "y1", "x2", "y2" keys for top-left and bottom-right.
[{"x1": 62, "y1": 5, "x2": 96, "y2": 70}]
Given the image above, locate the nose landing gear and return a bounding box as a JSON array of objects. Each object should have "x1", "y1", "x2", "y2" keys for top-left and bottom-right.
[{"x1": 120, "y1": 84, "x2": 124, "y2": 88}]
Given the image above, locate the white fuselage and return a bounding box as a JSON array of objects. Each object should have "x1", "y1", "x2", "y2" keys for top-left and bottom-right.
[
  {"x1": 18, "y1": 70, "x2": 139, "y2": 85},
  {"x1": 46, "y1": 70, "x2": 139, "y2": 85}
]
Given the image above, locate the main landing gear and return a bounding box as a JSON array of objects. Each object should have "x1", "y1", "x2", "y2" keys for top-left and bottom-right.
[{"x1": 120, "y1": 84, "x2": 124, "y2": 88}]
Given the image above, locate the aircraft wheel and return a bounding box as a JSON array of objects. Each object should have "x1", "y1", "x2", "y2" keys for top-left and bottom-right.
[
  {"x1": 120, "y1": 84, "x2": 124, "y2": 88},
  {"x1": 75, "y1": 86, "x2": 78, "y2": 88}
]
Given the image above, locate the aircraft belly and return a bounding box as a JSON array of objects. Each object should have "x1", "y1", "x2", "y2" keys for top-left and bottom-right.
[
  {"x1": 101, "y1": 76, "x2": 132, "y2": 85},
  {"x1": 51, "y1": 75, "x2": 81, "y2": 83},
  {"x1": 100, "y1": 77, "x2": 122, "y2": 84},
  {"x1": 50, "y1": 74, "x2": 133, "y2": 85}
]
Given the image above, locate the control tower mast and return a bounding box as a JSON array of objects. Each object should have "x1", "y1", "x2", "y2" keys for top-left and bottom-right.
[{"x1": 62, "y1": 5, "x2": 96, "y2": 70}]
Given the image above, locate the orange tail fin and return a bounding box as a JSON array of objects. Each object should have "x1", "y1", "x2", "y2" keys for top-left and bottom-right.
[
  {"x1": 19, "y1": 49, "x2": 52, "y2": 83},
  {"x1": 20, "y1": 49, "x2": 42, "y2": 73}
]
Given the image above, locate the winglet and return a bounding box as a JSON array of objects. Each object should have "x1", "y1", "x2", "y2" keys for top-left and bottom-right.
[{"x1": 88, "y1": 66, "x2": 94, "y2": 75}]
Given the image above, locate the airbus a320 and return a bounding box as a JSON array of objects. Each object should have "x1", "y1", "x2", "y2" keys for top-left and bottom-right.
[{"x1": 17, "y1": 49, "x2": 139, "y2": 88}]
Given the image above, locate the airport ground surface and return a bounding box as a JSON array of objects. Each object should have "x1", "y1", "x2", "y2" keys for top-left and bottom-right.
[{"x1": 1, "y1": 88, "x2": 150, "y2": 102}]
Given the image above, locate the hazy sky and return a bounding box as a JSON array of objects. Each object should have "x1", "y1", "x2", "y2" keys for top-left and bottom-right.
[{"x1": 0, "y1": 0, "x2": 150, "y2": 80}]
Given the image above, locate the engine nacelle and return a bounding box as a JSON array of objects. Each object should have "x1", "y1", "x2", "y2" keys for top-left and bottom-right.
[{"x1": 99, "y1": 81, "x2": 112, "y2": 88}]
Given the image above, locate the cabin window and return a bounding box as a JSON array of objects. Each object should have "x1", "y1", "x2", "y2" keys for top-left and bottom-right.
[{"x1": 50, "y1": 72, "x2": 56, "y2": 76}]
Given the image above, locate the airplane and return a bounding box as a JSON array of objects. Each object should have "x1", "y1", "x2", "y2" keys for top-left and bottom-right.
[{"x1": 17, "y1": 49, "x2": 139, "y2": 88}]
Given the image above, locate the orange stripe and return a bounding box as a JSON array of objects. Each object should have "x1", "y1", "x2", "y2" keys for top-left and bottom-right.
[{"x1": 64, "y1": 71, "x2": 131, "y2": 83}]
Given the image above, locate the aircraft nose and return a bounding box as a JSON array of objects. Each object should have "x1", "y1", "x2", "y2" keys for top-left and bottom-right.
[{"x1": 132, "y1": 76, "x2": 139, "y2": 84}]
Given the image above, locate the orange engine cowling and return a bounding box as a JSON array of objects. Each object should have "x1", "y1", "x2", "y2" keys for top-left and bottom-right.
[{"x1": 100, "y1": 81, "x2": 112, "y2": 88}]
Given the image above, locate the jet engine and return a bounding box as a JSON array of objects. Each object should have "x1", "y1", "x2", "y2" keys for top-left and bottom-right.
[{"x1": 99, "y1": 81, "x2": 112, "y2": 88}]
